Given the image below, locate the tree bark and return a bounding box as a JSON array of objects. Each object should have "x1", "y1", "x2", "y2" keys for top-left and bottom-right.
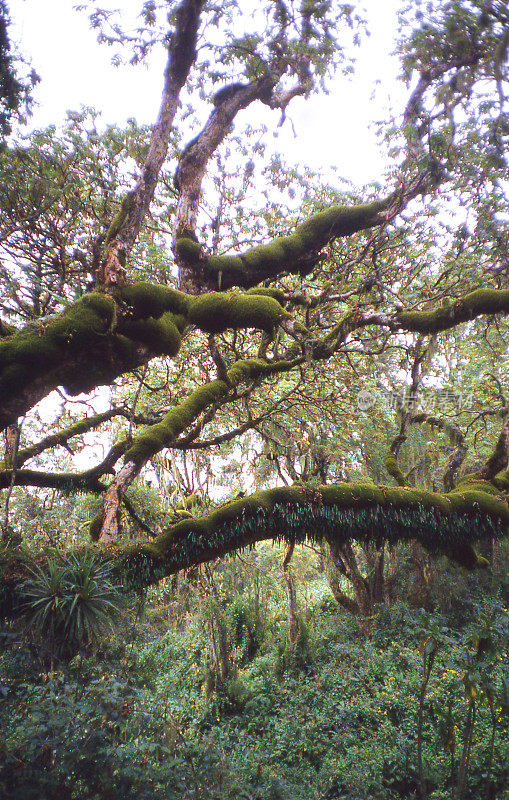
[
  {"x1": 283, "y1": 543, "x2": 299, "y2": 644},
  {"x1": 96, "y1": 0, "x2": 205, "y2": 287}
]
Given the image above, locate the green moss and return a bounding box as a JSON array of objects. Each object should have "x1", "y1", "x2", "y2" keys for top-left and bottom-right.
[
  {"x1": 119, "y1": 311, "x2": 182, "y2": 356},
  {"x1": 175, "y1": 199, "x2": 388, "y2": 286},
  {"x1": 385, "y1": 452, "x2": 406, "y2": 486},
  {"x1": 120, "y1": 283, "x2": 190, "y2": 319},
  {"x1": 0, "y1": 293, "x2": 116, "y2": 398},
  {"x1": 188, "y1": 292, "x2": 290, "y2": 334},
  {"x1": 207, "y1": 255, "x2": 245, "y2": 276},
  {"x1": 246, "y1": 287, "x2": 288, "y2": 305},
  {"x1": 227, "y1": 357, "x2": 267, "y2": 384},
  {"x1": 398, "y1": 289, "x2": 509, "y2": 333},
  {"x1": 125, "y1": 378, "x2": 228, "y2": 465},
  {"x1": 105, "y1": 191, "x2": 136, "y2": 244},
  {"x1": 175, "y1": 237, "x2": 202, "y2": 264},
  {"x1": 89, "y1": 513, "x2": 104, "y2": 542},
  {"x1": 115, "y1": 478, "x2": 508, "y2": 589}
]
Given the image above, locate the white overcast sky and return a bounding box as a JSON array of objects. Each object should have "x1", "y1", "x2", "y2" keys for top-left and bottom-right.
[{"x1": 10, "y1": 0, "x2": 406, "y2": 186}]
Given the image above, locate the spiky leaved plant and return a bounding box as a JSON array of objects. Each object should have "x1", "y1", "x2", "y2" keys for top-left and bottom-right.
[{"x1": 21, "y1": 550, "x2": 123, "y2": 664}]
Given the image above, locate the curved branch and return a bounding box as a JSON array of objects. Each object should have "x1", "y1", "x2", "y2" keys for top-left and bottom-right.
[
  {"x1": 0, "y1": 439, "x2": 129, "y2": 493},
  {"x1": 2, "y1": 479, "x2": 507, "y2": 614},
  {"x1": 10, "y1": 407, "x2": 131, "y2": 468},
  {"x1": 114, "y1": 478, "x2": 508, "y2": 590},
  {"x1": 0, "y1": 468, "x2": 105, "y2": 493},
  {"x1": 175, "y1": 196, "x2": 396, "y2": 291},
  {"x1": 397, "y1": 289, "x2": 509, "y2": 333},
  {"x1": 174, "y1": 77, "x2": 275, "y2": 243},
  {"x1": 410, "y1": 413, "x2": 467, "y2": 491}
]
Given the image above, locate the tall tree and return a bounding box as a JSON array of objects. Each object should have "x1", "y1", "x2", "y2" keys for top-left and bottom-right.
[{"x1": 1, "y1": 0, "x2": 508, "y2": 604}]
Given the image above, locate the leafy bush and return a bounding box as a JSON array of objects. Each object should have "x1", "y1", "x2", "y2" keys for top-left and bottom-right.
[{"x1": 21, "y1": 550, "x2": 124, "y2": 662}]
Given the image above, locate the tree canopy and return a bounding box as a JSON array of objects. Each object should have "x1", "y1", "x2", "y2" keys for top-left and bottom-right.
[{"x1": 1, "y1": 0, "x2": 509, "y2": 608}]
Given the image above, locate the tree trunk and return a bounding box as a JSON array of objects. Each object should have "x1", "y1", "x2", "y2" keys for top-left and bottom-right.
[{"x1": 283, "y1": 543, "x2": 299, "y2": 644}]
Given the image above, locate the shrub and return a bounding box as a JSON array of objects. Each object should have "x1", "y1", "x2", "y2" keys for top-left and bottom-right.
[{"x1": 21, "y1": 550, "x2": 124, "y2": 663}]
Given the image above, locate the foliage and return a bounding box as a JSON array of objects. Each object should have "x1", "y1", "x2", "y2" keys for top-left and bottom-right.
[
  {"x1": 1, "y1": 580, "x2": 507, "y2": 800},
  {"x1": 20, "y1": 550, "x2": 124, "y2": 662}
]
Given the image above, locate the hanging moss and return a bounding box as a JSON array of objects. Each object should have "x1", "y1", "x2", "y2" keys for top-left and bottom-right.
[
  {"x1": 112, "y1": 481, "x2": 508, "y2": 591},
  {"x1": 398, "y1": 288, "x2": 509, "y2": 333}
]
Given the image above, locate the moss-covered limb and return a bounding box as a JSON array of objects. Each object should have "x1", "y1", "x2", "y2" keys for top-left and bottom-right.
[
  {"x1": 0, "y1": 293, "x2": 135, "y2": 431},
  {"x1": 113, "y1": 481, "x2": 508, "y2": 590},
  {"x1": 397, "y1": 289, "x2": 509, "y2": 333},
  {"x1": 124, "y1": 353, "x2": 301, "y2": 465},
  {"x1": 1, "y1": 480, "x2": 505, "y2": 613},
  {"x1": 410, "y1": 413, "x2": 468, "y2": 491},
  {"x1": 384, "y1": 452, "x2": 406, "y2": 486},
  {"x1": 187, "y1": 291, "x2": 291, "y2": 333},
  {"x1": 9, "y1": 408, "x2": 131, "y2": 469},
  {"x1": 175, "y1": 197, "x2": 390, "y2": 290},
  {"x1": 0, "y1": 282, "x2": 293, "y2": 431},
  {"x1": 0, "y1": 468, "x2": 106, "y2": 493}
]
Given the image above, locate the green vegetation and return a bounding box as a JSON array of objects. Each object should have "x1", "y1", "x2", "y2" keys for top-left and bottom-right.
[
  {"x1": 1, "y1": 548, "x2": 507, "y2": 800},
  {"x1": 1, "y1": 2, "x2": 509, "y2": 798}
]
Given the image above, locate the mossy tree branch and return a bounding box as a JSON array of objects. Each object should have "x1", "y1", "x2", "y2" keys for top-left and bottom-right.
[
  {"x1": 0, "y1": 284, "x2": 292, "y2": 431},
  {"x1": 113, "y1": 478, "x2": 507, "y2": 590},
  {"x1": 2, "y1": 479, "x2": 506, "y2": 615},
  {"x1": 397, "y1": 289, "x2": 509, "y2": 333},
  {"x1": 175, "y1": 196, "x2": 399, "y2": 291},
  {"x1": 97, "y1": 351, "x2": 303, "y2": 543}
]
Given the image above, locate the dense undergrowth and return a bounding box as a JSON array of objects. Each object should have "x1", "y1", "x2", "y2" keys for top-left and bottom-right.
[{"x1": 0, "y1": 550, "x2": 508, "y2": 800}]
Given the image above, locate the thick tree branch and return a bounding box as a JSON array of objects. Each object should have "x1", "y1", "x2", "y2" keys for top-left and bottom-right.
[
  {"x1": 175, "y1": 195, "x2": 401, "y2": 291},
  {"x1": 97, "y1": 0, "x2": 205, "y2": 286},
  {"x1": 0, "y1": 284, "x2": 292, "y2": 431},
  {"x1": 113, "y1": 478, "x2": 506, "y2": 589}
]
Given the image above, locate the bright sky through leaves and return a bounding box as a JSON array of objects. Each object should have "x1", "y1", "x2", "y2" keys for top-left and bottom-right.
[{"x1": 11, "y1": 0, "x2": 404, "y2": 184}]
